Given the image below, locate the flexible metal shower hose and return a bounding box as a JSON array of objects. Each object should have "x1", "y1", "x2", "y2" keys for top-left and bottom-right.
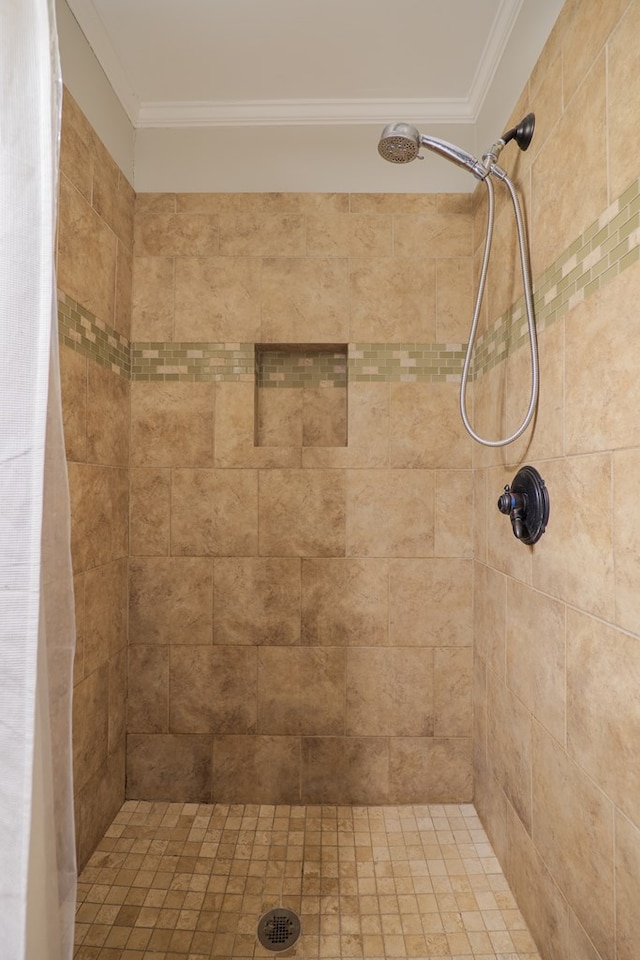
[{"x1": 459, "y1": 168, "x2": 539, "y2": 447}]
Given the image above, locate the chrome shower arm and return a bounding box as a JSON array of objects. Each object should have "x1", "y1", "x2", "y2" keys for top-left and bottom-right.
[{"x1": 419, "y1": 135, "x2": 489, "y2": 181}]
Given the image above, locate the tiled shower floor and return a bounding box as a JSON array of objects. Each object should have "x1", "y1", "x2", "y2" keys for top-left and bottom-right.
[{"x1": 74, "y1": 801, "x2": 542, "y2": 960}]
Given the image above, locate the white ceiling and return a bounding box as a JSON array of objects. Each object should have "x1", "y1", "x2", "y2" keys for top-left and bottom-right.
[{"x1": 63, "y1": 0, "x2": 564, "y2": 193}]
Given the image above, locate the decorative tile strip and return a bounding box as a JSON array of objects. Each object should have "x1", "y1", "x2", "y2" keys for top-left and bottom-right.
[
  {"x1": 57, "y1": 291, "x2": 130, "y2": 378},
  {"x1": 257, "y1": 345, "x2": 348, "y2": 388},
  {"x1": 473, "y1": 175, "x2": 640, "y2": 379},
  {"x1": 131, "y1": 342, "x2": 254, "y2": 381},
  {"x1": 131, "y1": 341, "x2": 465, "y2": 384},
  {"x1": 350, "y1": 343, "x2": 467, "y2": 383}
]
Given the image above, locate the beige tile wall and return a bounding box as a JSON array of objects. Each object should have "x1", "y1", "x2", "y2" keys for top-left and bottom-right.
[
  {"x1": 128, "y1": 190, "x2": 476, "y2": 806},
  {"x1": 57, "y1": 89, "x2": 134, "y2": 870},
  {"x1": 473, "y1": 2, "x2": 640, "y2": 959}
]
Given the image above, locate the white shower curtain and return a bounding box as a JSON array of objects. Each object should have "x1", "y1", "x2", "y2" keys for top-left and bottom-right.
[{"x1": 0, "y1": 1, "x2": 76, "y2": 959}]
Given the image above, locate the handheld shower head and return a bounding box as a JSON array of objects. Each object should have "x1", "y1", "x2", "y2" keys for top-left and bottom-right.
[
  {"x1": 378, "y1": 122, "x2": 488, "y2": 180},
  {"x1": 378, "y1": 123, "x2": 421, "y2": 163}
]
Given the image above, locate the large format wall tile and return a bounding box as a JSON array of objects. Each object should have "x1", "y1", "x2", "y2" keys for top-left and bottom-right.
[
  {"x1": 219, "y1": 213, "x2": 305, "y2": 257},
  {"x1": 68, "y1": 463, "x2": 128, "y2": 571},
  {"x1": 301, "y1": 558, "x2": 388, "y2": 647},
  {"x1": 86, "y1": 364, "x2": 129, "y2": 466},
  {"x1": 83, "y1": 559, "x2": 128, "y2": 675},
  {"x1": 301, "y1": 382, "x2": 390, "y2": 470},
  {"x1": 565, "y1": 263, "x2": 640, "y2": 455},
  {"x1": 349, "y1": 258, "x2": 436, "y2": 342},
  {"x1": 261, "y1": 257, "x2": 349, "y2": 342},
  {"x1": 212, "y1": 736, "x2": 300, "y2": 803},
  {"x1": 171, "y1": 469, "x2": 258, "y2": 556},
  {"x1": 531, "y1": 724, "x2": 614, "y2": 960},
  {"x1": 504, "y1": 319, "x2": 565, "y2": 467},
  {"x1": 129, "y1": 558, "x2": 213, "y2": 645},
  {"x1": 214, "y1": 557, "x2": 301, "y2": 646},
  {"x1": 616, "y1": 810, "x2": 640, "y2": 960},
  {"x1": 129, "y1": 468, "x2": 170, "y2": 556},
  {"x1": 306, "y1": 212, "x2": 392, "y2": 258},
  {"x1": 394, "y1": 210, "x2": 474, "y2": 258},
  {"x1": 504, "y1": 803, "x2": 602, "y2": 960},
  {"x1": 131, "y1": 257, "x2": 174, "y2": 340},
  {"x1": 346, "y1": 470, "x2": 435, "y2": 557},
  {"x1": 486, "y1": 670, "x2": 532, "y2": 834},
  {"x1": 506, "y1": 579, "x2": 566, "y2": 743},
  {"x1": 345, "y1": 648, "x2": 434, "y2": 738},
  {"x1": 300, "y1": 737, "x2": 390, "y2": 804},
  {"x1": 92, "y1": 137, "x2": 135, "y2": 251},
  {"x1": 389, "y1": 382, "x2": 471, "y2": 470},
  {"x1": 434, "y1": 647, "x2": 473, "y2": 737},
  {"x1": 566, "y1": 609, "x2": 640, "y2": 828},
  {"x1": 127, "y1": 646, "x2": 169, "y2": 733},
  {"x1": 134, "y1": 212, "x2": 219, "y2": 257},
  {"x1": 561, "y1": 0, "x2": 629, "y2": 109},
  {"x1": 531, "y1": 455, "x2": 614, "y2": 620},
  {"x1": 388, "y1": 559, "x2": 472, "y2": 647},
  {"x1": 434, "y1": 470, "x2": 474, "y2": 558},
  {"x1": 130, "y1": 381, "x2": 215, "y2": 467},
  {"x1": 60, "y1": 347, "x2": 87, "y2": 462},
  {"x1": 75, "y1": 744, "x2": 125, "y2": 871},
  {"x1": 58, "y1": 175, "x2": 117, "y2": 326},
  {"x1": 170, "y1": 646, "x2": 257, "y2": 734},
  {"x1": 258, "y1": 469, "x2": 346, "y2": 557},
  {"x1": 108, "y1": 648, "x2": 127, "y2": 753},
  {"x1": 72, "y1": 664, "x2": 109, "y2": 793},
  {"x1": 174, "y1": 257, "x2": 261, "y2": 342},
  {"x1": 613, "y1": 446, "x2": 640, "y2": 633},
  {"x1": 388, "y1": 737, "x2": 472, "y2": 803},
  {"x1": 531, "y1": 54, "x2": 607, "y2": 278},
  {"x1": 608, "y1": 0, "x2": 640, "y2": 199},
  {"x1": 127, "y1": 734, "x2": 212, "y2": 802},
  {"x1": 60, "y1": 91, "x2": 93, "y2": 201},
  {"x1": 258, "y1": 648, "x2": 346, "y2": 736},
  {"x1": 436, "y1": 258, "x2": 475, "y2": 342}
]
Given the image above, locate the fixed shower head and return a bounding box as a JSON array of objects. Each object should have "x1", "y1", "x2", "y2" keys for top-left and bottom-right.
[
  {"x1": 378, "y1": 123, "x2": 421, "y2": 163},
  {"x1": 378, "y1": 123, "x2": 488, "y2": 180}
]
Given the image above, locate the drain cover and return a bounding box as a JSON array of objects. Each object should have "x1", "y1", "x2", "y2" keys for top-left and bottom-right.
[{"x1": 257, "y1": 908, "x2": 301, "y2": 952}]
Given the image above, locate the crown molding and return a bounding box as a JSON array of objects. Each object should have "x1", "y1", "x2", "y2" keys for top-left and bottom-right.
[
  {"x1": 135, "y1": 97, "x2": 475, "y2": 129},
  {"x1": 467, "y1": 0, "x2": 524, "y2": 116},
  {"x1": 64, "y1": 0, "x2": 140, "y2": 123},
  {"x1": 64, "y1": 0, "x2": 523, "y2": 130}
]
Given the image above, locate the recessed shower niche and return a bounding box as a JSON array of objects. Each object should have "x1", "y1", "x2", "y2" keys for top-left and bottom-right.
[{"x1": 255, "y1": 343, "x2": 348, "y2": 447}]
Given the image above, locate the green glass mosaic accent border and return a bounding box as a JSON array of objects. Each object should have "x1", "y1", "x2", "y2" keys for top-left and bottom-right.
[
  {"x1": 129, "y1": 342, "x2": 466, "y2": 383},
  {"x1": 350, "y1": 343, "x2": 467, "y2": 382},
  {"x1": 257, "y1": 346, "x2": 347, "y2": 388},
  {"x1": 58, "y1": 290, "x2": 130, "y2": 377},
  {"x1": 473, "y1": 175, "x2": 640, "y2": 379},
  {"x1": 131, "y1": 343, "x2": 254, "y2": 381}
]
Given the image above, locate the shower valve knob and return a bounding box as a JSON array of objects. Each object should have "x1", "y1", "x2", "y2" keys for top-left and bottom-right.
[
  {"x1": 497, "y1": 485, "x2": 518, "y2": 514},
  {"x1": 497, "y1": 465, "x2": 549, "y2": 545}
]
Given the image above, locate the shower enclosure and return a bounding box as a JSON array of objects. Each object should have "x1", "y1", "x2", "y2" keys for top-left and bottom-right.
[{"x1": 60, "y1": 1, "x2": 640, "y2": 958}]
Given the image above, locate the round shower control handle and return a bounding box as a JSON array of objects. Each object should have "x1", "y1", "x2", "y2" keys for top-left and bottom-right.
[
  {"x1": 497, "y1": 487, "x2": 522, "y2": 515},
  {"x1": 496, "y1": 466, "x2": 549, "y2": 545}
]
